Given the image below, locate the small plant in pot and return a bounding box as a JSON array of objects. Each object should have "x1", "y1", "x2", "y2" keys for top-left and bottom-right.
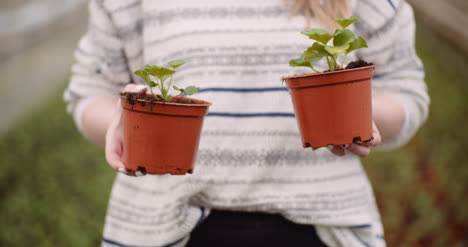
[
  {"x1": 121, "y1": 60, "x2": 211, "y2": 175},
  {"x1": 283, "y1": 16, "x2": 374, "y2": 149}
]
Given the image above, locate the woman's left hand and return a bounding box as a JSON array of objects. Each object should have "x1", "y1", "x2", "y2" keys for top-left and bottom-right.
[{"x1": 327, "y1": 121, "x2": 382, "y2": 157}]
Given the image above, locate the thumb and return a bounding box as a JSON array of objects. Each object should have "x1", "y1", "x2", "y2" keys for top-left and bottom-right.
[{"x1": 122, "y1": 84, "x2": 148, "y2": 93}]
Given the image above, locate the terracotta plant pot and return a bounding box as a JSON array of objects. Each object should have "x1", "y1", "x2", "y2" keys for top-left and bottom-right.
[
  {"x1": 283, "y1": 65, "x2": 374, "y2": 149},
  {"x1": 120, "y1": 93, "x2": 211, "y2": 175}
]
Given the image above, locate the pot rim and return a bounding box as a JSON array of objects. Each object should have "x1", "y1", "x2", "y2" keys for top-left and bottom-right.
[
  {"x1": 120, "y1": 94, "x2": 212, "y2": 107},
  {"x1": 283, "y1": 65, "x2": 374, "y2": 90},
  {"x1": 121, "y1": 94, "x2": 211, "y2": 117},
  {"x1": 281, "y1": 65, "x2": 374, "y2": 80}
]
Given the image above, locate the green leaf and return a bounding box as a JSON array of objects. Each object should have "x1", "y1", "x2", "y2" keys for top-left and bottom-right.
[
  {"x1": 346, "y1": 36, "x2": 368, "y2": 54},
  {"x1": 301, "y1": 28, "x2": 326, "y2": 35},
  {"x1": 301, "y1": 29, "x2": 333, "y2": 44},
  {"x1": 303, "y1": 42, "x2": 329, "y2": 59},
  {"x1": 168, "y1": 59, "x2": 186, "y2": 69},
  {"x1": 336, "y1": 16, "x2": 360, "y2": 29},
  {"x1": 184, "y1": 86, "x2": 200, "y2": 95},
  {"x1": 333, "y1": 29, "x2": 355, "y2": 46},
  {"x1": 289, "y1": 58, "x2": 303, "y2": 67},
  {"x1": 134, "y1": 70, "x2": 151, "y2": 85},
  {"x1": 144, "y1": 65, "x2": 175, "y2": 80},
  {"x1": 148, "y1": 81, "x2": 157, "y2": 88},
  {"x1": 173, "y1": 85, "x2": 181, "y2": 91},
  {"x1": 162, "y1": 75, "x2": 173, "y2": 83},
  {"x1": 324, "y1": 44, "x2": 350, "y2": 55},
  {"x1": 289, "y1": 57, "x2": 322, "y2": 68}
]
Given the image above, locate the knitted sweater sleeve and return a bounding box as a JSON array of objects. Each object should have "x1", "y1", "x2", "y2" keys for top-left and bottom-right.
[
  {"x1": 63, "y1": 0, "x2": 132, "y2": 133},
  {"x1": 354, "y1": 0, "x2": 430, "y2": 150}
]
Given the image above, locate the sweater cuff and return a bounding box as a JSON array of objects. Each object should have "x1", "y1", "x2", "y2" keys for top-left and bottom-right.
[
  {"x1": 72, "y1": 97, "x2": 100, "y2": 137},
  {"x1": 400, "y1": 104, "x2": 411, "y2": 143},
  {"x1": 376, "y1": 96, "x2": 413, "y2": 150}
]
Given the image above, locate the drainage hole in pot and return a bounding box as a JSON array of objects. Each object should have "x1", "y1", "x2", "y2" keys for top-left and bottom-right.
[
  {"x1": 352, "y1": 137, "x2": 363, "y2": 144},
  {"x1": 137, "y1": 167, "x2": 147, "y2": 174},
  {"x1": 363, "y1": 136, "x2": 374, "y2": 143},
  {"x1": 353, "y1": 136, "x2": 374, "y2": 144}
]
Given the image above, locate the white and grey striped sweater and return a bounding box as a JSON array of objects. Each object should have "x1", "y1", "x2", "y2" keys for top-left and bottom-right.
[{"x1": 64, "y1": 0, "x2": 429, "y2": 246}]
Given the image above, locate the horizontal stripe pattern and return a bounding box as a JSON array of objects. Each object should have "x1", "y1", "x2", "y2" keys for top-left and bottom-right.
[
  {"x1": 196, "y1": 148, "x2": 348, "y2": 166},
  {"x1": 145, "y1": 28, "x2": 301, "y2": 47},
  {"x1": 207, "y1": 112, "x2": 294, "y2": 118},
  {"x1": 197, "y1": 87, "x2": 288, "y2": 93},
  {"x1": 103, "y1": 236, "x2": 187, "y2": 247},
  {"x1": 63, "y1": 1, "x2": 428, "y2": 247}
]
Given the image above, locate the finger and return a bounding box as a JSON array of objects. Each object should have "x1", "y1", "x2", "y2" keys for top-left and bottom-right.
[
  {"x1": 117, "y1": 167, "x2": 131, "y2": 176},
  {"x1": 105, "y1": 135, "x2": 138, "y2": 176},
  {"x1": 104, "y1": 120, "x2": 127, "y2": 171},
  {"x1": 105, "y1": 135, "x2": 142, "y2": 177},
  {"x1": 135, "y1": 170, "x2": 145, "y2": 177},
  {"x1": 124, "y1": 168, "x2": 138, "y2": 176},
  {"x1": 105, "y1": 138, "x2": 126, "y2": 171},
  {"x1": 327, "y1": 145, "x2": 346, "y2": 156},
  {"x1": 120, "y1": 168, "x2": 145, "y2": 177},
  {"x1": 369, "y1": 122, "x2": 382, "y2": 147},
  {"x1": 122, "y1": 84, "x2": 137, "y2": 92},
  {"x1": 345, "y1": 143, "x2": 371, "y2": 157},
  {"x1": 369, "y1": 134, "x2": 381, "y2": 147},
  {"x1": 122, "y1": 84, "x2": 147, "y2": 93}
]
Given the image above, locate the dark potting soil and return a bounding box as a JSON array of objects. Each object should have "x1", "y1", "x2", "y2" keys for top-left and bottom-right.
[
  {"x1": 121, "y1": 92, "x2": 198, "y2": 105},
  {"x1": 345, "y1": 60, "x2": 373, "y2": 69},
  {"x1": 322, "y1": 60, "x2": 373, "y2": 73}
]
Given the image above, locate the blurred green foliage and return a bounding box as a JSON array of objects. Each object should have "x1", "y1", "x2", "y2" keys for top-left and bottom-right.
[
  {"x1": 362, "y1": 24, "x2": 468, "y2": 246},
  {"x1": 0, "y1": 23, "x2": 467, "y2": 246},
  {"x1": 0, "y1": 89, "x2": 115, "y2": 246}
]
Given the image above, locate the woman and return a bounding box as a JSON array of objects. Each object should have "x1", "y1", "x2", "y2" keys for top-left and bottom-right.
[{"x1": 64, "y1": 0, "x2": 429, "y2": 246}]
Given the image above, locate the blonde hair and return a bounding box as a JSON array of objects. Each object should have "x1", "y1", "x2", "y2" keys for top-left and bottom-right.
[{"x1": 286, "y1": 0, "x2": 351, "y2": 29}]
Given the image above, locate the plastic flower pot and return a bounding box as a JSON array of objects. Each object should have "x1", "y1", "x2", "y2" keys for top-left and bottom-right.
[
  {"x1": 120, "y1": 93, "x2": 211, "y2": 175},
  {"x1": 283, "y1": 65, "x2": 374, "y2": 149}
]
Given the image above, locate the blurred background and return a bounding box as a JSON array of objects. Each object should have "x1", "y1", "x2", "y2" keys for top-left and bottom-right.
[{"x1": 0, "y1": 0, "x2": 467, "y2": 246}]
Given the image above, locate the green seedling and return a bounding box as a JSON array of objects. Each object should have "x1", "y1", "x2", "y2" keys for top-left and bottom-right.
[
  {"x1": 134, "y1": 60, "x2": 199, "y2": 102},
  {"x1": 290, "y1": 16, "x2": 368, "y2": 72}
]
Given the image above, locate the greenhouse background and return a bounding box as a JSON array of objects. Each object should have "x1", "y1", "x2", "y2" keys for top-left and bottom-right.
[{"x1": 1, "y1": 0, "x2": 467, "y2": 246}]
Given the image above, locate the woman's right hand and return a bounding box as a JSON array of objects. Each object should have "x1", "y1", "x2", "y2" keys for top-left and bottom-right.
[{"x1": 105, "y1": 84, "x2": 147, "y2": 176}]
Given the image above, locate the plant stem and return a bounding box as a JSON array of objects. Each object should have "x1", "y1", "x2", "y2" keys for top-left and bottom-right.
[
  {"x1": 157, "y1": 78, "x2": 163, "y2": 95},
  {"x1": 326, "y1": 56, "x2": 332, "y2": 71},
  {"x1": 159, "y1": 78, "x2": 168, "y2": 101},
  {"x1": 329, "y1": 56, "x2": 335, "y2": 71},
  {"x1": 331, "y1": 55, "x2": 338, "y2": 71},
  {"x1": 167, "y1": 76, "x2": 174, "y2": 95},
  {"x1": 341, "y1": 54, "x2": 348, "y2": 69}
]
